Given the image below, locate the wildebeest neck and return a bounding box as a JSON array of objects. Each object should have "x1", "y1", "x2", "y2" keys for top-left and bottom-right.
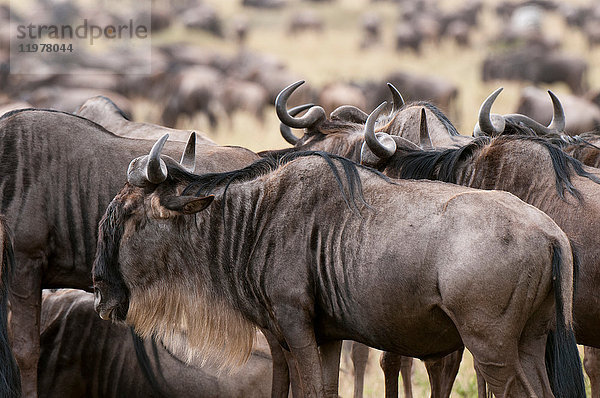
[
  {"x1": 385, "y1": 135, "x2": 600, "y2": 201},
  {"x1": 182, "y1": 151, "x2": 382, "y2": 214}
]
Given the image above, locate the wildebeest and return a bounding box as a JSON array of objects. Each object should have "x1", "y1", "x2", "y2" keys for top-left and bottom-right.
[
  {"x1": 160, "y1": 65, "x2": 224, "y2": 129},
  {"x1": 473, "y1": 87, "x2": 566, "y2": 138},
  {"x1": 362, "y1": 111, "x2": 600, "y2": 396},
  {"x1": 515, "y1": 86, "x2": 600, "y2": 136},
  {"x1": 360, "y1": 72, "x2": 459, "y2": 121},
  {"x1": 75, "y1": 96, "x2": 217, "y2": 144},
  {"x1": 276, "y1": 83, "x2": 468, "y2": 397},
  {"x1": 227, "y1": 50, "x2": 315, "y2": 107},
  {"x1": 220, "y1": 79, "x2": 270, "y2": 124},
  {"x1": 473, "y1": 88, "x2": 600, "y2": 170},
  {"x1": 544, "y1": 134, "x2": 600, "y2": 170},
  {"x1": 445, "y1": 20, "x2": 470, "y2": 47},
  {"x1": 0, "y1": 216, "x2": 20, "y2": 397},
  {"x1": 242, "y1": 0, "x2": 287, "y2": 8},
  {"x1": 317, "y1": 82, "x2": 368, "y2": 117},
  {"x1": 275, "y1": 81, "x2": 469, "y2": 153},
  {"x1": 359, "y1": 12, "x2": 381, "y2": 49},
  {"x1": 24, "y1": 86, "x2": 133, "y2": 115},
  {"x1": 93, "y1": 134, "x2": 583, "y2": 397},
  {"x1": 0, "y1": 109, "x2": 258, "y2": 397},
  {"x1": 39, "y1": 289, "x2": 272, "y2": 398},
  {"x1": 180, "y1": 3, "x2": 224, "y2": 37},
  {"x1": 394, "y1": 23, "x2": 424, "y2": 53},
  {"x1": 482, "y1": 48, "x2": 588, "y2": 94},
  {"x1": 287, "y1": 10, "x2": 324, "y2": 35}
]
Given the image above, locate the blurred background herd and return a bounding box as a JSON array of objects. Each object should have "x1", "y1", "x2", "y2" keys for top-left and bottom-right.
[{"x1": 3, "y1": 0, "x2": 600, "y2": 395}]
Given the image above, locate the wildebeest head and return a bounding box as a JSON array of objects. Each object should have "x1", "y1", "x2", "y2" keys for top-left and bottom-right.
[
  {"x1": 275, "y1": 80, "x2": 464, "y2": 153},
  {"x1": 91, "y1": 132, "x2": 257, "y2": 369},
  {"x1": 92, "y1": 133, "x2": 207, "y2": 321},
  {"x1": 473, "y1": 87, "x2": 566, "y2": 137},
  {"x1": 360, "y1": 106, "x2": 428, "y2": 169}
]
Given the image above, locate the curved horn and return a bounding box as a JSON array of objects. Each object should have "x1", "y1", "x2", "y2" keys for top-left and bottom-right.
[
  {"x1": 419, "y1": 108, "x2": 433, "y2": 149},
  {"x1": 146, "y1": 134, "x2": 169, "y2": 184},
  {"x1": 330, "y1": 105, "x2": 368, "y2": 124},
  {"x1": 127, "y1": 134, "x2": 169, "y2": 187},
  {"x1": 547, "y1": 90, "x2": 566, "y2": 133},
  {"x1": 279, "y1": 103, "x2": 315, "y2": 145},
  {"x1": 387, "y1": 82, "x2": 405, "y2": 112},
  {"x1": 495, "y1": 91, "x2": 565, "y2": 136},
  {"x1": 275, "y1": 80, "x2": 326, "y2": 129},
  {"x1": 364, "y1": 101, "x2": 396, "y2": 159},
  {"x1": 476, "y1": 87, "x2": 505, "y2": 136},
  {"x1": 180, "y1": 132, "x2": 196, "y2": 172}
]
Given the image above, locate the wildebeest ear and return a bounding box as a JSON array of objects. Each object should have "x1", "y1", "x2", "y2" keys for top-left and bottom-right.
[
  {"x1": 162, "y1": 195, "x2": 214, "y2": 215},
  {"x1": 391, "y1": 136, "x2": 420, "y2": 150},
  {"x1": 360, "y1": 141, "x2": 384, "y2": 167},
  {"x1": 419, "y1": 108, "x2": 433, "y2": 149}
]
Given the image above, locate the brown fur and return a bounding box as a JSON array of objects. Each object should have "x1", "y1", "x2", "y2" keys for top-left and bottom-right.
[{"x1": 127, "y1": 280, "x2": 256, "y2": 369}]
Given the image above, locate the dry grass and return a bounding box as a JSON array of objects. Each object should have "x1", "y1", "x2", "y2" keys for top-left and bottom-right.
[
  {"x1": 147, "y1": 0, "x2": 600, "y2": 150},
  {"x1": 142, "y1": 0, "x2": 596, "y2": 396}
]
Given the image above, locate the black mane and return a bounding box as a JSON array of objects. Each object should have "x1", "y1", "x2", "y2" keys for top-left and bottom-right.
[
  {"x1": 175, "y1": 151, "x2": 390, "y2": 215},
  {"x1": 478, "y1": 118, "x2": 600, "y2": 154},
  {"x1": 391, "y1": 135, "x2": 600, "y2": 200}
]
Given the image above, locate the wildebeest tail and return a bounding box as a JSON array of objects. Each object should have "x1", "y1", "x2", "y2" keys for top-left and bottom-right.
[
  {"x1": 544, "y1": 242, "x2": 585, "y2": 398},
  {"x1": 0, "y1": 219, "x2": 21, "y2": 397}
]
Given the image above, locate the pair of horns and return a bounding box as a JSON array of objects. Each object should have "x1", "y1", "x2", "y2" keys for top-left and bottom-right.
[
  {"x1": 127, "y1": 133, "x2": 196, "y2": 187},
  {"x1": 363, "y1": 105, "x2": 430, "y2": 159},
  {"x1": 277, "y1": 81, "x2": 405, "y2": 144},
  {"x1": 475, "y1": 88, "x2": 565, "y2": 137}
]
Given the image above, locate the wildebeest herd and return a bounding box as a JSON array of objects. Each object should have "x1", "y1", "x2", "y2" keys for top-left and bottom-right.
[
  {"x1": 4, "y1": 0, "x2": 600, "y2": 396},
  {"x1": 1, "y1": 75, "x2": 600, "y2": 398}
]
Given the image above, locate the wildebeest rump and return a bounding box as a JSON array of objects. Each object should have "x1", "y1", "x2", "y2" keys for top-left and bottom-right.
[
  {"x1": 38, "y1": 289, "x2": 272, "y2": 398},
  {"x1": 362, "y1": 128, "x2": 600, "y2": 395},
  {"x1": 0, "y1": 109, "x2": 259, "y2": 397},
  {"x1": 482, "y1": 48, "x2": 588, "y2": 94},
  {"x1": 93, "y1": 138, "x2": 582, "y2": 397},
  {"x1": 75, "y1": 96, "x2": 217, "y2": 144}
]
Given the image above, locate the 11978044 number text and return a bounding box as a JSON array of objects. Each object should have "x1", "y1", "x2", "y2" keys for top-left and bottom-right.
[{"x1": 18, "y1": 44, "x2": 74, "y2": 53}]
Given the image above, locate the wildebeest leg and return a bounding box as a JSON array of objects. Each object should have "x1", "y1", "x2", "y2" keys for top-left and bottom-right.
[
  {"x1": 262, "y1": 329, "x2": 290, "y2": 398},
  {"x1": 274, "y1": 309, "x2": 323, "y2": 397},
  {"x1": 350, "y1": 342, "x2": 369, "y2": 398},
  {"x1": 584, "y1": 346, "x2": 600, "y2": 398},
  {"x1": 475, "y1": 367, "x2": 487, "y2": 397},
  {"x1": 464, "y1": 293, "x2": 554, "y2": 398},
  {"x1": 283, "y1": 349, "x2": 303, "y2": 398},
  {"x1": 320, "y1": 340, "x2": 342, "y2": 398},
  {"x1": 9, "y1": 258, "x2": 42, "y2": 398},
  {"x1": 424, "y1": 347, "x2": 463, "y2": 398},
  {"x1": 379, "y1": 351, "x2": 404, "y2": 398},
  {"x1": 400, "y1": 355, "x2": 413, "y2": 398}
]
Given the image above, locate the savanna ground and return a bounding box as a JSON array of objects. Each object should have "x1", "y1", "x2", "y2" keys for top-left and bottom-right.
[{"x1": 140, "y1": 0, "x2": 594, "y2": 396}]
